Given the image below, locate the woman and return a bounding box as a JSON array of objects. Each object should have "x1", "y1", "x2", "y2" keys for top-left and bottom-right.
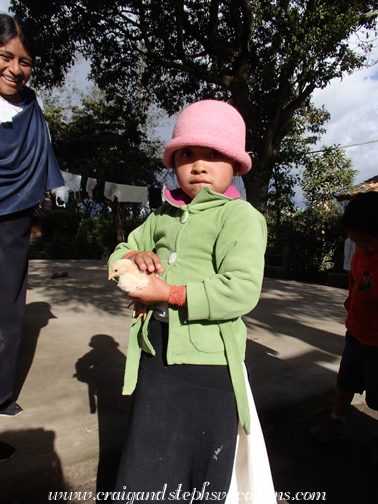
[{"x1": 0, "y1": 13, "x2": 64, "y2": 462}]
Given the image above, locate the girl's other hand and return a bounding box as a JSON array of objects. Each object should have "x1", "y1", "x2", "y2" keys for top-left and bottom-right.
[
  {"x1": 128, "y1": 272, "x2": 170, "y2": 305},
  {"x1": 129, "y1": 251, "x2": 164, "y2": 274}
]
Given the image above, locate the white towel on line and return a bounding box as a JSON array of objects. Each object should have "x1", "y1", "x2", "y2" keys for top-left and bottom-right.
[
  {"x1": 104, "y1": 181, "x2": 148, "y2": 203},
  {"x1": 51, "y1": 171, "x2": 82, "y2": 206},
  {"x1": 86, "y1": 177, "x2": 97, "y2": 199}
]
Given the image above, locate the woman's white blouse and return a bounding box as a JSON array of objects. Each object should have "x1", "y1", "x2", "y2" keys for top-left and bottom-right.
[{"x1": 0, "y1": 95, "x2": 43, "y2": 123}]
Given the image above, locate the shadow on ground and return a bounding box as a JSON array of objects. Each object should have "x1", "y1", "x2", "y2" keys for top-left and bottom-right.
[
  {"x1": 8, "y1": 264, "x2": 371, "y2": 504},
  {"x1": 265, "y1": 405, "x2": 378, "y2": 504},
  {"x1": 74, "y1": 334, "x2": 132, "y2": 495},
  {"x1": 0, "y1": 428, "x2": 68, "y2": 504},
  {"x1": 27, "y1": 260, "x2": 131, "y2": 316},
  {"x1": 243, "y1": 279, "x2": 347, "y2": 425},
  {"x1": 13, "y1": 302, "x2": 57, "y2": 401}
]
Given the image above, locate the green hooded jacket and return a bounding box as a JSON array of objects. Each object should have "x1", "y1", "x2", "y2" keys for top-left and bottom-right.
[{"x1": 108, "y1": 185, "x2": 267, "y2": 434}]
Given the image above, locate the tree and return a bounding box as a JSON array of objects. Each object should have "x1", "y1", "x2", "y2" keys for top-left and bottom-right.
[
  {"x1": 267, "y1": 102, "x2": 331, "y2": 230},
  {"x1": 300, "y1": 145, "x2": 357, "y2": 209},
  {"x1": 42, "y1": 85, "x2": 165, "y2": 242},
  {"x1": 11, "y1": 0, "x2": 378, "y2": 209},
  {"x1": 275, "y1": 145, "x2": 357, "y2": 280}
]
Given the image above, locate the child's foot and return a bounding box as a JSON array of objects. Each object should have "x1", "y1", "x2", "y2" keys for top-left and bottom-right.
[{"x1": 310, "y1": 415, "x2": 345, "y2": 442}]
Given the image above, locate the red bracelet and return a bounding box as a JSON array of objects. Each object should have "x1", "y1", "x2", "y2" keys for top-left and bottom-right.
[
  {"x1": 122, "y1": 251, "x2": 139, "y2": 260},
  {"x1": 168, "y1": 285, "x2": 186, "y2": 306}
]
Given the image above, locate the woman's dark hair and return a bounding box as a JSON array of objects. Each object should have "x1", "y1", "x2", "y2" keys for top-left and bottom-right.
[
  {"x1": 340, "y1": 191, "x2": 378, "y2": 236},
  {"x1": 0, "y1": 13, "x2": 35, "y2": 64}
]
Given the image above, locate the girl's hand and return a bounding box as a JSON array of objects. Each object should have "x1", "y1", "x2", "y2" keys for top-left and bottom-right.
[
  {"x1": 129, "y1": 252, "x2": 164, "y2": 274},
  {"x1": 128, "y1": 271, "x2": 170, "y2": 305}
]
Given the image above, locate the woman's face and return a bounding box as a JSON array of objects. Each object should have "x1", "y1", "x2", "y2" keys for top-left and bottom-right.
[{"x1": 0, "y1": 36, "x2": 32, "y2": 101}]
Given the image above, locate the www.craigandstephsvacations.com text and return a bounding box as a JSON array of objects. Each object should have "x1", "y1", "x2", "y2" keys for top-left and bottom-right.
[{"x1": 48, "y1": 483, "x2": 327, "y2": 502}]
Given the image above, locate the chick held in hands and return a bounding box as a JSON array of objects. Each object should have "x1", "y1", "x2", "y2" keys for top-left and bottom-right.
[{"x1": 108, "y1": 259, "x2": 149, "y2": 294}]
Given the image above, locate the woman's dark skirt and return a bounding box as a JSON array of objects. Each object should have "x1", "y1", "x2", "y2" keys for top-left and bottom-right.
[
  {"x1": 113, "y1": 318, "x2": 238, "y2": 502},
  {"x1": 0, "y1": 208, "x2": 33, "y2": 405}
]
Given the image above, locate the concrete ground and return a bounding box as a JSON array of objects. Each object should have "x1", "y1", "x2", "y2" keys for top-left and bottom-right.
[{"x1": 0, "y1": 260, "x2": 376, "y2": 504}]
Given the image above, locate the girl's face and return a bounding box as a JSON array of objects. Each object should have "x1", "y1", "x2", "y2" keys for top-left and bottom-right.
[
  {"x1": 0, "y1": 36, "x2": 33, "y2": 101},
  {"x1": 174, "y1": 146, "x2": 237, "y2": 200},
  {"x1": 348, "y1": 229, "x2": 378, "y2": 256}
]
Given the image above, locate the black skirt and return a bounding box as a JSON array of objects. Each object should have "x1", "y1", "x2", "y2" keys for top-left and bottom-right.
[
  {"x1": 113, "y1": 318, "x2": 238, "y2": 502},
  {"x1": 0, "y1": 208, "x2": 33, "y2": 404}
]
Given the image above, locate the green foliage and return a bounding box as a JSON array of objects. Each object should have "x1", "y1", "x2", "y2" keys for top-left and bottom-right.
[
  {"x1": 266, "y1": 162, "x2": 299, "y2": 237},
  {"x1": 267, "y1": 104, "x2": 344, "y2": 232},
  {"x1": 301, "y1": 146, "x2": 357, "y2": 207},
  {"x1": 40, "y1": 85, "x2": 165, "y2": 244},
  {"x1": 41, "y1": 206, "x2": 82, "y2": 241},
  {"x1": 41, "y1": 86, "x2": 165, "y2": 193},
  {"x1": 122, "y1": 217, "x2": 147, "y2": 241},
  {"x1": 74, "y1": 217, "x2": 115, "y2": 259},
  {"x1": 279, "y1": 208, "x2": 346, "y2": 282},
  {"x1": 267, "y1": 138, "x2": 356, "y2": 282},
  {"x1": 40, "y1": 209, "x2": 115, "y2": 260},
  {"x1": 11, "y1": 0, "x2": 378, "y2": 208}
]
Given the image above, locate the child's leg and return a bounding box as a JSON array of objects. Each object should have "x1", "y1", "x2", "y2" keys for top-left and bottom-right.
[
  {"x1": 311, "y1": 331, "x2": 361, "y2": 442},
  {"x1": 310, "y1": 388, "x2": 354, "y2": 442},
  {"x1": 311, "y1": 333, "x2": 378, "y2": 443},
  {"x1": 334, "y1": 331, "x2": 365, "y2": 418},
  {"x1": 362, "y1": 342, "x2": 378, "y2": 463},
  {"x1": 332, "y1": 388, "x2": 354, "y2": 417}
]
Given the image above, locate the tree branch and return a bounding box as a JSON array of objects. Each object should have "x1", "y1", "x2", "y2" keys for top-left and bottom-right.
[
  {"x1": 174, "y1": 0, "x2": 185, "y2": 57},
  {"x1": 358, "y1": 9, "x2": 378, "y2": 20}
]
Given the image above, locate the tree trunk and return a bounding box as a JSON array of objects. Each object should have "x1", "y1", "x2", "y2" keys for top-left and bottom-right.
[
  {"x1": 110, "y1": 198, "x2": 124, "y2": 243},
  {"x1": 231, "y1": 84, "x2": 275, "y2": 214},
  {"x1": 243, "y1": 153, "x2": 275, "y2": 213}
]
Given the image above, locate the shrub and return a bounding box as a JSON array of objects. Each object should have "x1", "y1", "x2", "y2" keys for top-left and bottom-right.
[
  {"x1": 123, "y1": 217, "x2": 146, "y2": 240},
  {"x1": 41, "y1": 209, "x2": 115, "y2": 259},
  {"x1": 272, "y1": 207, "x2": 346, "y2": 283},
  {"x1": 75, "y1": 217, "x2": 115, "y2": 259}
]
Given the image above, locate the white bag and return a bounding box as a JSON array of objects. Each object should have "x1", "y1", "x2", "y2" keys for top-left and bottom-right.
[{"x1": 226, "y1": 364, "x2": 277, "y2": 504}]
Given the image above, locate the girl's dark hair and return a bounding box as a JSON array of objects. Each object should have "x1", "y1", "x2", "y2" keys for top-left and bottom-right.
[
  {"x1": 340, "y1": 191, "x2": 378, "y2": 236},
  {"x1": 0, "y1": 13, "x2": 35, "y2": 64}
]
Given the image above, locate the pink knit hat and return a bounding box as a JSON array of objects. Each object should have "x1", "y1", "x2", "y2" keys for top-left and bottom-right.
[{"x1": 163, "y1": 100, "x2": 252, "y2": 175}]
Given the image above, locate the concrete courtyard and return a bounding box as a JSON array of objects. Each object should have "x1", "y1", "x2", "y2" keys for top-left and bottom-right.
[{"x1": 0, "y1": 260, "x2": 375, "y2": 504}]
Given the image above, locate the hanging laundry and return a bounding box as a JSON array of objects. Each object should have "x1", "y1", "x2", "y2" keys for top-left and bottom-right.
[
  {"x1": 343, "y1": 237, "x2": 356, "y2": 271},
  {"x1": 52, "y1": 185, "x2": 69, "y2": 207},
  {"x1": 104, "y1": 182, "x2": 117, "y2": 201},
  {"x1": 51, "y1": 171, "x2": 82, "y2": 207},
  {"x1": 104, "y1": 182, "x2": 148, "y2": 203},
  {"x1": 86, "y1": 177, "x2": 97, "y2": 199}
]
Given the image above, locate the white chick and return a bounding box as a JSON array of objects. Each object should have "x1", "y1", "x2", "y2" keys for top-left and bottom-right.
[{"x1": 108, "y1": 259, "x2": 149, "y2": 294}]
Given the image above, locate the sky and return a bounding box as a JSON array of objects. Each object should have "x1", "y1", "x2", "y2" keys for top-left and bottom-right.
[
  {"x1": 1, "y1": 0, "x2": 378, "y2": 196},
  {"x1": 312, "y1": 45, "x2": 378, "y2": 187}
]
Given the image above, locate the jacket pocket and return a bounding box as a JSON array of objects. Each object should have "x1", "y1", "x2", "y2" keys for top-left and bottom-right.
[{"x1": 188, "y1": 320, "x2": 225, "y2": 353}]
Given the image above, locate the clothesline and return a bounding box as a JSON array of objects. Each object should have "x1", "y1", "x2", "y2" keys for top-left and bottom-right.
[
  {"x1": 50, "y1": 170, "x2": 150, "y2": 207},
  {"x1": 310, "y1": 139, "x2": 378, "y2": 154}
]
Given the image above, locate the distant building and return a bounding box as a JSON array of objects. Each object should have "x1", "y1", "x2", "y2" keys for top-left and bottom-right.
[{"x1": 336, "y1": 175, "x2": 378, "y2": 201}]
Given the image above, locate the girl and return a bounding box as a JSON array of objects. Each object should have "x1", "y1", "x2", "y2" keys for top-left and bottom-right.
[
  {"x1": 0, "y1": 14, "x2": 63, "y2": 461},
  {"x1": 311, "y1": 192, "x2": 378, "y2": 463},
  {"x1": 108, "y1": 100, "x2": 275, "y2": 502}
]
